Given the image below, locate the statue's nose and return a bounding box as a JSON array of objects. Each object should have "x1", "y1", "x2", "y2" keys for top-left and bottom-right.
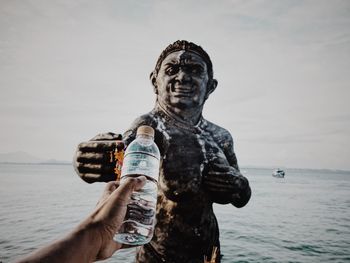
[{"x1": 175, "y1": 69, "x2": 192, "y2": 82}]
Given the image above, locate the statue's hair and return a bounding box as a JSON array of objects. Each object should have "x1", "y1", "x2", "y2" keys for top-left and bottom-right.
[{"x1": 153, "y1": 40, "x2": 213, "y2": 80}]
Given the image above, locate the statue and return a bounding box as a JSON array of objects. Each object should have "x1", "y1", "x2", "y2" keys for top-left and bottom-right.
[{"x1": 74, "y1": 40, "x2": 251, "y2": 263}]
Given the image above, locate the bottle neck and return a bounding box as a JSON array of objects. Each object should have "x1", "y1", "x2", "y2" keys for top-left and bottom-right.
[{"x1": 136, "y1": 134, "x2": 154, "y2": 140}]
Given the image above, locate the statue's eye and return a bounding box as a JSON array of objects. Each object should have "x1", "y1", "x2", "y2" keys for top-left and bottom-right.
[
  {"x1": 191, "y1": 65, "x2": 204, "y2": 75},
  {"x1": 165, "y1": 65, "x2": 179, "y2": 75}
]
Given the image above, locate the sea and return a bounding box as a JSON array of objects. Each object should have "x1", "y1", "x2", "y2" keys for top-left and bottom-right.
[{"x1": 0, "y1": 164, "x2": 349, "y2": 263}]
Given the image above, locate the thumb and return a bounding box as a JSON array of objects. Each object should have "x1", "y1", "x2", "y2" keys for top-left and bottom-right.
[
  {"x1": 109, "y1": 176, "x2": 147, "y2": 206},
  {"x1": 93, "y1": 176, "x2": 147, "y2": 225}
]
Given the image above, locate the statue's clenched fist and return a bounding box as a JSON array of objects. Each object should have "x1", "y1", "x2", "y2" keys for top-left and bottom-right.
[{"x1": 73, "y1": 132, "x2": 124, "y2": 183}]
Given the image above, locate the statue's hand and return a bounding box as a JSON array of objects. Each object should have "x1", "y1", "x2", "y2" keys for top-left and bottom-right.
[
  {"x1": 203, "y1": 161, "x2": 250, "y2": 206},
  {"x1": 73, "y1": 133, "x2": 124, "y2": 183}
]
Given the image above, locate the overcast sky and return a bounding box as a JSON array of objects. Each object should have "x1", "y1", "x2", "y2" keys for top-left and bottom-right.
[{"x1": 1, "y1": 0, "x2": 349, "y2": 170}]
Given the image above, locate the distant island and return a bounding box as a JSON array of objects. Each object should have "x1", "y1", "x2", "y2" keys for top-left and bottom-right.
[{"x1": 0, "y1": 151, "x2": 71, "y2": 165}]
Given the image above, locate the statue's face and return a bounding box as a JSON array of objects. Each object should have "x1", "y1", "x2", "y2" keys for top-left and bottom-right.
[{"x1": 154, "y1": 50, "x2": 209, "y2": 110}]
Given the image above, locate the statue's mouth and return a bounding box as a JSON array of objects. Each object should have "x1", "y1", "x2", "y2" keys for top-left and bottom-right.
[{"x1": 172, "y1": 85, "x2": 194, "y2": 97}]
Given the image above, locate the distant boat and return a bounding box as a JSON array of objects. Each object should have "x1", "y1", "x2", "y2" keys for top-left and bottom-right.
[{"x1": 272, "y1": 169, "x2": 285, "y2": 178}]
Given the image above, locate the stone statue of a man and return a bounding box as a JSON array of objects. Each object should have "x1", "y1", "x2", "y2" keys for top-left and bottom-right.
[{"x1": 74, "y1": 40, "x2": 251, "y2": 263}]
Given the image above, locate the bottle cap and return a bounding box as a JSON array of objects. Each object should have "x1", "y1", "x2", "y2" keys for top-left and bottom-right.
[{"x1": 136, "y1": 125, "x2": 155, "y2": 137}]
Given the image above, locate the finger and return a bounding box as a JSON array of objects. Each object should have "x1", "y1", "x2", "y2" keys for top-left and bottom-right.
[
  {"x1": 125, "y1": 176, "x2": 147, "y2": 191},
  {"x1": 205, "y1": 173, "x2": 248, "y2": 190},
  {"x1": 206, "y1": 186, "x2": 233, "y2": 193},
  {"x1": 76, "y1": 152, "x2": 113, "y2": 164},
  {"x1": 76, "y1": 152, "x2": 104, "y2": 163},
  {"x1": 209, "y1": 163, "x2": 241, "y2": 175},
  {"x1": 97, "y1": 177, "x2": 147, "y2": 222},
  {"x1": 80, "y1": 173, "x2": 103, "y2": 183},
  {"x1": 203, "y1": 175, "x2": 235, "y2": 186},
  {"x1": 205, "y1": 171, "x2": 233, "y2": 182},
  {"x1": 78, "y1": 141, "x2": 117, "y2": 153},
  {"x1": 104, "y1": 181, "x2": 119, "y2": 195},
  {"x1": 209, "y1": 163, "x2": 233, "y2": 172},
  {"x1": 109, "y1": 176, "x2": 147, "y2": 205},
  {"x1": 76, "y1": 163, "x2": 115, "y2": 174},
  {"x1": 203, "y1": 180, "x2": 236, "y2": 192},
  {"x1": 90, "y1": 133, "x2": 122, "y2": 141},
  {"x1": 204, "y1": 176, "x2": 234, "y2": 184},
  {"x1": 206, "y1": 170, "x2": 233, "y2": 176},
  {"x1": 203, "y1": 173, "x2": 236, "y2": 186}
]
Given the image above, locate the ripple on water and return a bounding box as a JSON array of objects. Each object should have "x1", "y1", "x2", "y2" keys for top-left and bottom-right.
[{"x1": 284, "y1": 243, "x2": 327, "y2": 255}]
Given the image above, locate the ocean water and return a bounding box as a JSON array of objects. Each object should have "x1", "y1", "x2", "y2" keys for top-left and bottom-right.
[{"x1": 0, "y1": 164, "x2": 349, "y2": 263}]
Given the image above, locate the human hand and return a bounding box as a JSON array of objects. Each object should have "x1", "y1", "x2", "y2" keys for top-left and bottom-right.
[
  {"x1": 85, "y1": 176, "x2": 147, "y2": 261},
  {"x1": 73, "y1": 133, "x2": 124, "y2": 183},
  {"x1": 13, "y1": 176, "x2": 147, "y2": 263}
]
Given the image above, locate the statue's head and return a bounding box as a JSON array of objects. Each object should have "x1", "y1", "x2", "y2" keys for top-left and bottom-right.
[{"x1": 150, "y1": 40, "x2": 218, "y2": 112}]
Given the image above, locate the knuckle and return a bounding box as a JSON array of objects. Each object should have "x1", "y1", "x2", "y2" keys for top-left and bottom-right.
[
  {"x1": 78, "y1": 142, "x2": 86, "y2": 149},
  {"x1": 124, "y1": 176, "x2": 137, "y2": 185},
  {"x1": 75, "y1": 151, "x2": 83, "y2": 158}
]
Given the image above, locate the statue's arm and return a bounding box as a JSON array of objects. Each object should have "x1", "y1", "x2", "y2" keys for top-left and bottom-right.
[
  {"x1": 203, "y1": 130, "x2": 251, "y2": 207},
  {"x1": 222, "y1": 133, "x2": 240, "y2": 171}
]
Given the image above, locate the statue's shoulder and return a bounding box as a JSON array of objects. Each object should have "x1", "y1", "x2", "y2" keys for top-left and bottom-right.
[
  {"x1": 122, "y1": 111, "x2": 158, "y2": 144},
  {"x1": 202, "y1": 119, "x2": 233, "y2": 142},
  {"x1": 203, "y1": 119, "x2": 238, "y2": 167},
  {"x1": 131, "y1": 112, "x2": 157, "y2": 127}
]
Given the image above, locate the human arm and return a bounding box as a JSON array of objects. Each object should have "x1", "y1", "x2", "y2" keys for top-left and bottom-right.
[
  {"x1": 14, "y1": 176, "x2": 146, "y2": 263},
  {"x1": 73, "y1": 133, "x2": 124, "y2": 183}
]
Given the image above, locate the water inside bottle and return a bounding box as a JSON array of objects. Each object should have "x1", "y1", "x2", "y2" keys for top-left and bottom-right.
[{"x1": 114, "y1": 178, "x2": 158, "y2": 245}]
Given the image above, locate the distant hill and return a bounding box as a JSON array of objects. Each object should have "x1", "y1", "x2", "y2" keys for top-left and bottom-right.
[{"x1": 0, "y1": 151, "x2": 71, "y2": 164}]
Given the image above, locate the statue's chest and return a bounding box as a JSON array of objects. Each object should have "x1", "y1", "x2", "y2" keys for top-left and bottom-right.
[{"x1": 156, "y1": 126, "x2": 225, "y2": 201}]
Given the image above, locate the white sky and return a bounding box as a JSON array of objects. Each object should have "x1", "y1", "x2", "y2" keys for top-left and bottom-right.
[{"x1": 0, "y1": 0, "x2": 349, "y2": 170}]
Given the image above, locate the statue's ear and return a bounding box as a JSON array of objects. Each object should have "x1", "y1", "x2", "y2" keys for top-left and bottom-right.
[
  {"x1": 205, "y1": 79, "x2": 218, "y2": 99},
  {"x1": 150, "y1": 71, "x2": 158, "y2": 94}
]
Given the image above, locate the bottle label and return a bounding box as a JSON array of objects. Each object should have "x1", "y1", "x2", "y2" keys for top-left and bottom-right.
[{"x1": 121, "y1": 152, "x2": 160, "y2": 181}]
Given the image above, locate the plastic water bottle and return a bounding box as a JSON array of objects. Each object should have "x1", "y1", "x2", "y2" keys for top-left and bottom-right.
[{"x1": 114, "y1": 125, "x2": 160, "y2": 245}]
